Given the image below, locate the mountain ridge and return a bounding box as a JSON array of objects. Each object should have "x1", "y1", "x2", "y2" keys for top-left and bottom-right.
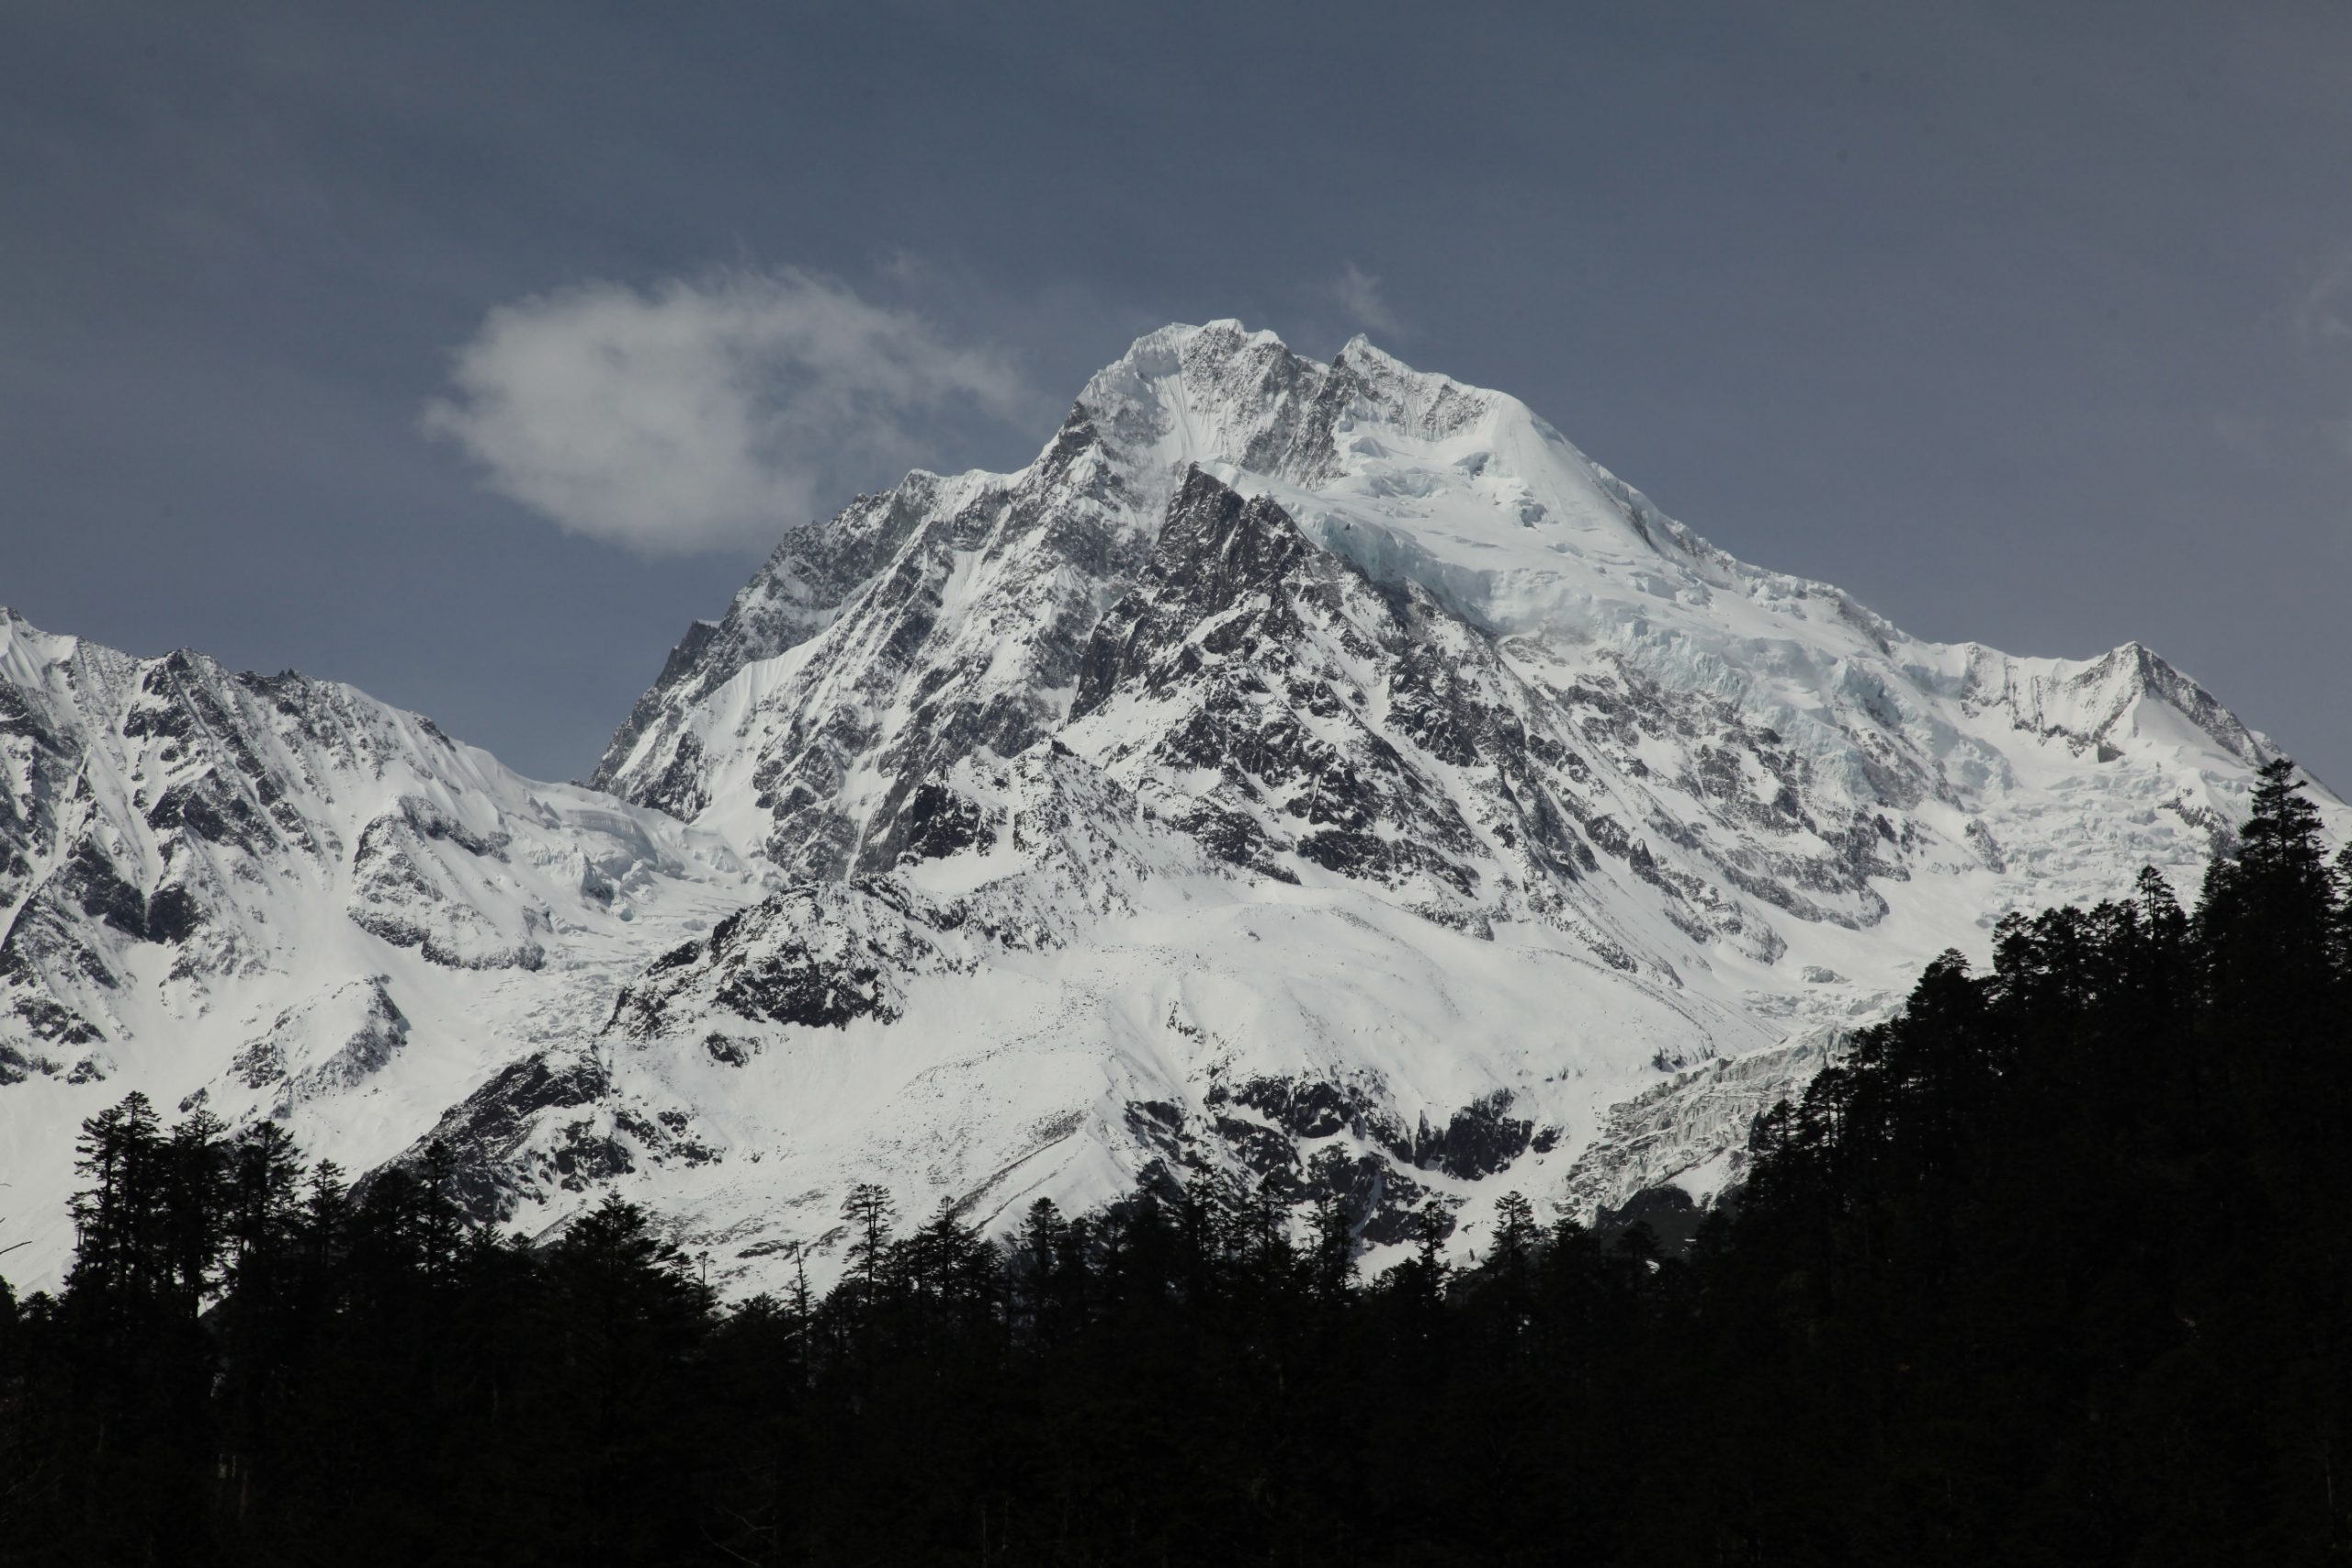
[{"x1": 0, "y1": 321, "x2": 2327, "y2": 1294}]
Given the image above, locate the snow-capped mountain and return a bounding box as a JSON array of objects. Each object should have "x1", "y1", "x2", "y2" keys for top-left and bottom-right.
[
  {"x1": 2, "y1": 321, "x2": 2324, "y2": 1292},
  {"x1": 463, "y1": 321, "x2": 2316, "y2": 1280},
  {"x1": 0, "y1": 610, "x2": 754, "y2": 1281}
]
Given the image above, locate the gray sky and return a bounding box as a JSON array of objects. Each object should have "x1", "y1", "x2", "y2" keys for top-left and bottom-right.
[{"x1": 6, "y1": 1, "x2": 2349, "y2": 785}]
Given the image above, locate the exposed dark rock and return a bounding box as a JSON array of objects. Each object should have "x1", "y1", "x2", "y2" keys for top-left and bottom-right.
[
  {"x1": 142, "y1": 884, "x2": 204, "y2": 944},
  {"x1": 608, "y1": 884, "x2": 937, "y2": 1038},
  {"x1": 61, "y1": 842, "x2": 148, "y2": 938},
  {"x1": 1, "y1": 1039, "x2": 69, "y2": 1084},
  {"x1": 1217, "y1": 1075, "x2": 1365, "y2": 1141},
  {"x1": 395, "y1": 1052, "x2": 613, "y2": 1224},
  {"x1": 1213, "y1": 1115, "x2": 1302, "y2": 1183},
  {"x1": 8, "y1": 991, "x2": 104, "y2": 1045},
  {"x1": 703, "y1": 1032, "x2": 757, "y2": 1066},
  {"x1": 1416, "y1": 1090, "x2": 1534, "y2": 1180},
  {"x1": 887, "y1": 782, "x2": 995, "y2": 865}
]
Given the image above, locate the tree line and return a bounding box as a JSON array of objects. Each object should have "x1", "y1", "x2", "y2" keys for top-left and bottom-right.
[{"x1": 1, "y1": 757, "x2": 2347, "y2": 1564}]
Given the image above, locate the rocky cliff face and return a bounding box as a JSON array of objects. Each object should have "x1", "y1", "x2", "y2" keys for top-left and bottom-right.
[{"x1": 2, "y1": 321, "x2": 2327, "y2": 1292}]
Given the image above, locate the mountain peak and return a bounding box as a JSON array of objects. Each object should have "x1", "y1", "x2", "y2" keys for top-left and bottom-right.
[{"x1": 9, "y1": 323, "x2": 2328, "y2": 1303}]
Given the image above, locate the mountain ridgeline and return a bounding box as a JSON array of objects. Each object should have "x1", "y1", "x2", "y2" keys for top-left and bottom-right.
[
  {"x1": 1, "y1": 764, "x2": 2346, "y2": 1562},
  {"x1": 0, "y1": 321, "x2": 2333, "y2": 1305}
]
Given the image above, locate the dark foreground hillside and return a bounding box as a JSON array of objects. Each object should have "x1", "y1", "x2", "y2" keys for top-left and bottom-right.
[{"x1": 2, "y1": 758, "x2": 2346, "y2": 1566}]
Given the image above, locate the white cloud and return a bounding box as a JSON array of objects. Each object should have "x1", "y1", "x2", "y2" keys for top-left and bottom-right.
[
  {"x1": 423, "y1": 268, "x2": 1033, "y2": 554},
  {"x1": 1331, "y1": 262, "x2": 1404, "y2": 338}
]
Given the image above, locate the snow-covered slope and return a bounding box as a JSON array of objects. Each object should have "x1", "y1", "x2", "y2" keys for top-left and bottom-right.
[
  {"x1": 3, "y1": 321, "x2": 2329, "y2": 1294},
  {"x1": 491, "y1": 321, "x2": 2324, "y2": 1284},
  {"x1": 0, "y1": 609, "x2": 753, "y2": 1283}
]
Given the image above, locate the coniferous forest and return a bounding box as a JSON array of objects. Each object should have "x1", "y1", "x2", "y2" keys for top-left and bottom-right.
[{"x1": 1, "y1": 759, "x2": 2347, "y2": 1566}]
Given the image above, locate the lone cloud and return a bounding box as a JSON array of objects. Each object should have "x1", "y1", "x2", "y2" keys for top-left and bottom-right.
[{"x1": 424, "y1": 267, "x2": 1034, "y2": 554}]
